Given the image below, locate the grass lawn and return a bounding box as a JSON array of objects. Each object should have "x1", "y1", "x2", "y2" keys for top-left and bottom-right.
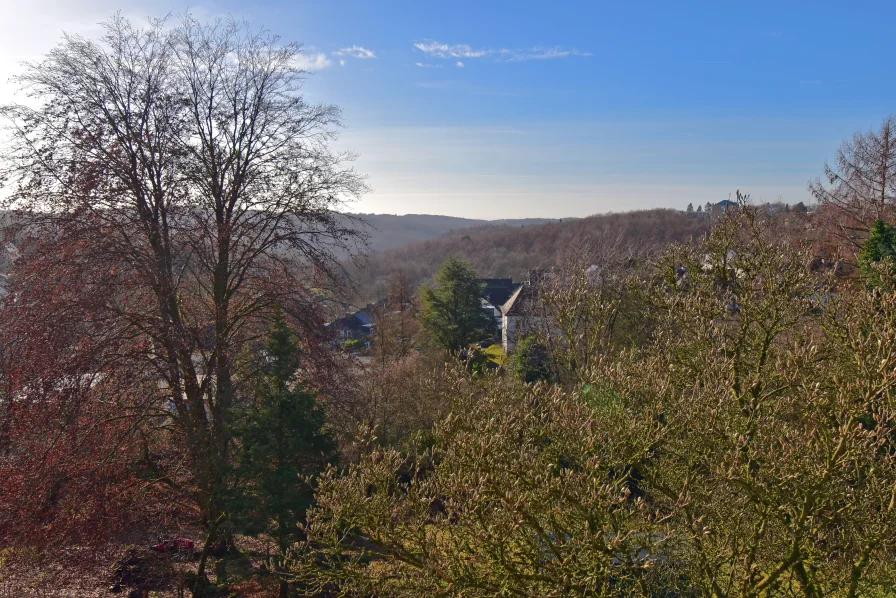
[{"x1": 483, "y1": 343, "x2": 507, "y2": 367}]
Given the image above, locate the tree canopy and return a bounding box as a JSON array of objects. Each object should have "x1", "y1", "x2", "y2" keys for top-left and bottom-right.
[
  {"x1": 228, "y1": 310, "x2": 337, "y2": 596},
  {"x1": 810, "y1": 116, "x2": 896, "y2": 258},
  {"x1": 420, "y1": 257, "x2": 495, "y2": 352},
  {"x1": 0, "y1": 12, "x2": 364, "y2": 558},
  {"x1": 859, "y1": 219, "x2": 896, "y2": 289},
  {"x1": 291, "y1": 208, "x2": 896, "y2": 597}
]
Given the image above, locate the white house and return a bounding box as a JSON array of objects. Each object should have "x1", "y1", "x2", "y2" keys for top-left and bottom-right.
[{"x1": 501, "y1": 273, "x2": 549, "y2": 353}]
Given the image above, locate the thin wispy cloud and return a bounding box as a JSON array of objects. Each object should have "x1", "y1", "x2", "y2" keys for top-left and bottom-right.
[
  {"x1": 413, "y1": 40, "x2": 590, "y2": 63},
  {"x1": 334, "y1": 45, "x2": 376, "y2": 59},
  {"x1": 415, "y1": 62, "x2": 443, "y2": 68},
  {"x1": 503, "y1": 47, "x2": 592, "y2": 61},
  {"x1": 294, "y1": 45, "x2": 374, "y2": 71},
  {"x1": 456, "y1": 61, "x2": 464, "y2": 68},
  {"x1": 291, "y1": 52, "x2": 332, "y2": 71},
  {"x1": 413, "y1": 41, "x2": 489, "y2": 59}
]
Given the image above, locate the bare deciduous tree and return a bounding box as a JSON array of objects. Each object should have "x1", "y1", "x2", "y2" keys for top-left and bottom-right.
[
  {"x1": 810, "y1": 116, "x2": 896, "y2": 259},
  {"x1": 0, "y1": 13, "x2": 367, "y2": 551}
]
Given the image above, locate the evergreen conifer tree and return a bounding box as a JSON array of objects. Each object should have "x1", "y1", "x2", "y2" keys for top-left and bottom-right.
[
  {"x1": 229, "y1": 309, "x2": 337, "y2": 596},
  {"x1": 421, "y1": 257, "x2": 495, "y2": 352},
  {"x1": 859, "y1": 219, "x2": 896, "y2": 289}
]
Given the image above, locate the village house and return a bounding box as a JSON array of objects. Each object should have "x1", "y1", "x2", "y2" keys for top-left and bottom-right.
[
  {"x1": 327, "y1": 313, "x2": 368, "y2": 340},
  {"x1": 500, "y1": 271, "x2": 552, "y2": 353},
  {"x1": 711, "y1": 199, "x2": 738, "y2": 215},
  {"x1": 477, "y1": 278, "x2": 518, "y2": 340},
  {"x1": 325, "y1": 299, "x2": 388, "y2": 343},
  {"x1": 478, "y1": 278, "x2": 517, "y2": 307}
]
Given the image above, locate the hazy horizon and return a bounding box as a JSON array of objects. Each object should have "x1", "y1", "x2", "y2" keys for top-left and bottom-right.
[{"x1": 2, "y1": 0, "x2": 892, "y2": 219}]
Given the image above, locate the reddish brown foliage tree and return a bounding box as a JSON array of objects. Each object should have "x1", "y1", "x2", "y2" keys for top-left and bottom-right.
[
  {"x1": 0, "y1": 237, "x2": 191, "y2": 558},
  {"x1": 0, "y1": 13, "x2": 366, "y2": 556}
]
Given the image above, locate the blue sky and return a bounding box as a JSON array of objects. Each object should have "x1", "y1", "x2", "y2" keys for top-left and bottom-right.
[{"x1": 1, "y1": 0, "x2": 894, "y2": 218}]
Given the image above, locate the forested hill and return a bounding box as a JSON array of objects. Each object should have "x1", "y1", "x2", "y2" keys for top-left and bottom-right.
[
  {"x1": 348, "y1": 213, "x2": 565, "y2": 252},
  {"x1": 0, "y1": 210, "x2": 559, "y2": 258},
  {"x1": 348, "y1": 209, "x2": 713, "y2": 297}
]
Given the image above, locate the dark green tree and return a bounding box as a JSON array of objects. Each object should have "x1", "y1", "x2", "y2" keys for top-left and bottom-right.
[
  {"x1": 859, "y1": 219, "x2": 896, "y2": 289},
  {"x1": 230, "y1": 310, "x2": 338, "y2": 597},
  {"x1": 420, "y1": 258, "x2": 495, "y2": 352}
]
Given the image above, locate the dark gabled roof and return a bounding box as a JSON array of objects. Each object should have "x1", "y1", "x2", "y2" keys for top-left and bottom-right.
[
  {"x1": 353, "y1": 309, "x2": 375, "y2": 326},
  {"x1": 478, "y1": 278, "x2": 518, "y2": 307},
  {"x1": 715, "y1": 199, "x2": 738, "y2": 208},
  {"x1": 351, "y1": 299, "x2": 387, "y2": 326},
  {"x1": 328, "y1": 314, "x2": 365, "y2": 331},
  {"x1": 501, "y1": 282, "x2": 539, "y2": 316}
]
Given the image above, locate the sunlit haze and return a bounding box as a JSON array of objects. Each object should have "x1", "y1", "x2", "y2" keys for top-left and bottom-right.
[{"x1": 2, "y1": 0, "x2": 893, "y2": 218}]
